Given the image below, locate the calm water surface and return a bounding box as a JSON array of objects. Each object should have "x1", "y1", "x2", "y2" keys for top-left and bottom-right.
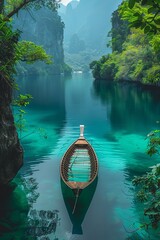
[{"x1": 1, "y1": 73, "x2": 160, "y2": 240}]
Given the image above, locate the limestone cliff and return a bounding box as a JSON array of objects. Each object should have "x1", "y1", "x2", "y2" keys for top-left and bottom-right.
[
  {"x1": 60, "y1": 0, "x2": 121, "y2": 52},
  {"x1": 0, "y1": 16, "x2": 23, "y2": 185},
  {"x1": 0, "y1": 78, "x2": 23, "y2": 185},
  {"x1": 14, "y1": 8, "x2": 65, "y2": 75}
]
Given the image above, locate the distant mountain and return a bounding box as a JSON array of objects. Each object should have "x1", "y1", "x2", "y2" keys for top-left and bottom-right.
[
  {"x1": 58, "y1": 0, "x2": 121, "y2": 71},
  {"x1": 60, "y1": 0, "x2": 121, "y2": 53}
]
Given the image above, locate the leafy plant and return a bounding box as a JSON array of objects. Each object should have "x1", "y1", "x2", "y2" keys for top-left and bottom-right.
[
  {"x1": 16, "y1": 41, "x2": 52, "y2": 64},
  {"x1": 13, "y1": 94, "x2": 33, "y2": 134},
  {"x1": 13, "y1": 94, "x2": 33, "y2": 107},
  {"x1": 147, "y1": 130, "x2": 160, "y2": 156},
  {"x1": 120, "y1": 0, "x2": 160, "y2": 34},
  {"x1": 132, "y1": 130, "x2": 160, "y2": 230},
  {"x1": 90, "y1": 6, "x2": 160, "y2": 85},
  {"x1": 3, "y1": 0, "x2": 60, "y2": 19},
  {"x1": 0, "y1": 0, "x2": 60, "y2": 90},
  {"x1": 0, "y1": 15, "x2": 20, "y2": 86}
]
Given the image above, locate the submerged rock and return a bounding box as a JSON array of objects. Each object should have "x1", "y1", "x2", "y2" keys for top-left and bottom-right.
[{"x1": 26, "y1": 209, "x2": 59, "y2": 238}]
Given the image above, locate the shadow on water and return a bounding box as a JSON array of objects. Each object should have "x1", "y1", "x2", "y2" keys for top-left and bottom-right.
[
  {"x1": 0, "y1": 180, "x2": 29, "y2": 239},
  {"x1": 0, "y1": 178, "x2": 60, "y2": 240},
  {"x1": 61, "y1": 177, "x2": 98, "y2": 235}
]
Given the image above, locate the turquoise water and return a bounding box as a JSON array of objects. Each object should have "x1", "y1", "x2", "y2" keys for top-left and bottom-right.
[{"x1": 1, "y1": 73, "x2": 160, "y2": 239}]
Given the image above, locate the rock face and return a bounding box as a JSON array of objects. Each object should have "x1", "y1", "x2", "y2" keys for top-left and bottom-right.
[
  {"x1": 14, "y1": 8, "x2": 65, "y2": 75},
  {"x1": 60, "y1": 0, "x2": 122, "y2": 53},
  {"x1": 0, "y1": 78, "x2": 23, "y2": 185},
  {"x1": 59, "y1": 0, "x2": 122, "y2": 71},
  {"x1": 0, "y1": 6, "x2": 65, "y2": 184}
]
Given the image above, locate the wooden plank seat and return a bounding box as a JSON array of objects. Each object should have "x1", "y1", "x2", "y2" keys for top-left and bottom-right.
[{"x1": 67, "y1": 147, "x2": 91, "y2": 182}]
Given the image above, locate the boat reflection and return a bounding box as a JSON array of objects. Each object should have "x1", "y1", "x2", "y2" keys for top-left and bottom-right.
[{"x1": 61, "y1": 177, "x2": 98, "y2": 234}]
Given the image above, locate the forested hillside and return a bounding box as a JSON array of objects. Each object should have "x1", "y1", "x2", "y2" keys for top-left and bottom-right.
[{"x1": 90, "y1": 0, "x2": 160, "y2": 86}]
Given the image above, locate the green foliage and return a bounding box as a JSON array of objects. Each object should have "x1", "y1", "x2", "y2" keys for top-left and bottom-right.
[
  {"x1": 16, "y1": 41, "x2": 52, "y2": 64},
  {"x1": 3, "y1": 0, "x2": 60, "y2": 18},
  {"x1": 100, "y1": 53, "x2": 118, "y2": 80},
  {"x1": 0, "y1": 19, "x2": 52, "y2": 85},
  {"x1": 142, "y1": 65, "x2": 160, "y2": 84},
  {"x1": 5, "y1": 0, "x2": 26, "y2": 14},
  {"x1": 0, "y1": 0, "x2": 57, "y2": 90},
  {"x1": 0, "y1": 17, "x2": 20, "y2": 125},
  {"x1": 146, "y1": 130, "x2": 160, "y2": 156},
  {"x1": 90, "y1": 61, "x2": 101, "y2": 79},
  {"x1": 13, "y1": 94, "x2": 33, "y2": 107},
  {"x1": 150, "y1": 34, "x2": 160, "y2": 53},
  {"x1": 13, "y1": 94, "x2": 33, "y2": 133},
  {"x1": 120, "y1": 0, "x2": 160, "y2": 34},
  {"x1": 91, "y1": 18, "x2": 160, "y2": 85},
  {"x1": 133, "y1": 163, "x2": 160, "y2": 230},
  {"x1": 133, "y1": 130, "x2": 160, "y2": 230},
  {"x1": 110, "y1": 9, "x2": 130, "y2": 52},
  {"x1": 115, "y1": 40, "x2": 143, "y2": 81},
  {"x1": 90, "y1": 52, "x2": 125, "y2": 80},
  {"x1": 113, "y1": 29, "x2": 158, "y2": 81},
  {"x1": 14, "y1": 108, "x2": 27, "y2": 131},
  {"x1": 0, "y1": 15, "x2": 20, "y2": 84}
]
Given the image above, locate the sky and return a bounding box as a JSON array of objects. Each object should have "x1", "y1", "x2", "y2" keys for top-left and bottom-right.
[
  {"x1": 61, "y1": 0, "x2": 79, "y2": 6},
  {"x1": 61, "y1": 0, "x2": 71, "y2": 5}
]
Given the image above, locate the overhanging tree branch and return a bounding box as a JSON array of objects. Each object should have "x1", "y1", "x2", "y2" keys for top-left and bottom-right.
[
  {"x1": 5, "y1": 0, "x2": 31, "y2": 19},
  {"x1": 4, "y1": 0, "x2": 60, "y2": 20}
]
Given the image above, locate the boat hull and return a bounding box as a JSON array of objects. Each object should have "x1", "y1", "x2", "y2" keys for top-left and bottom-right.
[{"x1": 60, "y1": 138, "x2": 98, "y2": 192}]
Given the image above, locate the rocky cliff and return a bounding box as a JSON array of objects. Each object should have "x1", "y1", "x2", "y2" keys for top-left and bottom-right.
[
  {"x1": 59, "y1": 0, "x2": 121, "y2": 71},
  {"x1": 0, "y1": 17, "x2": 23, "y2": 185},
  {"x1": 60, "y1": 0, "x2": 122, "y2": 53},
  {"x1": 14, "y1": 8, "x2": 65, "y2": 75},
  {"x1": 0, "y1": 78, "x2": 23, "y2": 185}
]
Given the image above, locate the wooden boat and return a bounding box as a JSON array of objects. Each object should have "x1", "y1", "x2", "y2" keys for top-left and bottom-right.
[{"x1": 60, "y1": 125, "x2": 98, "y2": 197}]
